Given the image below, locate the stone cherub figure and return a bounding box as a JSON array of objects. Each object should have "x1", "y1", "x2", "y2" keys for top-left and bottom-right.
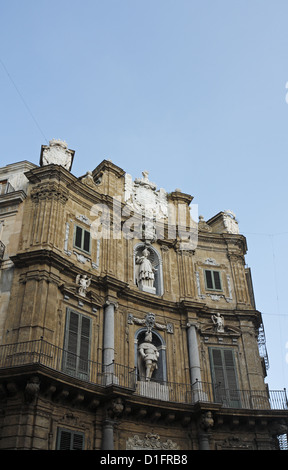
[
  {"x1": 138, "y1": 330, "x2": 159, "y2": 381},
  {"x1": 76, "y1": 274, "x2": 91, "y2": 297}
]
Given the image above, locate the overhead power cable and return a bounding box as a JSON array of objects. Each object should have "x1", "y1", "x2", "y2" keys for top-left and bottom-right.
[{"x1": 0, "y1": 57, "x2": 48, "y2": 144}]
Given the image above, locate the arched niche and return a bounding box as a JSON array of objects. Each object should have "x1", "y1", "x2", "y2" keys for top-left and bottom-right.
[
  {"x1": 134, "y1": 243, "x2": 163, "y2": 296},
  {"x1": 134, "y1": 327, "x2": 167, "y2": 383}
]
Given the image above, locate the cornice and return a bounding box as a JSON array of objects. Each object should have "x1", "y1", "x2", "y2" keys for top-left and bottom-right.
[
  {"x1": 10, "y1": 249, "x2": 261, "y2": 322},
  {"x1": 0, "y1": 190, "x2": 27, "y2": 208},
  {"x1": 10, "y1": 249, "x2": 76, "y2": 272},
  {"x1": 25, "y1": 163, "x2": 76, "y2": 186}
]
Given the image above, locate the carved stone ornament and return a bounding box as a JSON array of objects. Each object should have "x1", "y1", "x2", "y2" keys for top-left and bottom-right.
[
  {"x1": 198, "y1": 215, "x2": 212, "y2": 232},
  {"x1": 126, "y1": 433, "x2": 180, "y2": 450},
  {"x1": 25, "y1": 376, "x2": 40, "y2": 403},
  {"x1": 40, "y1": 139, "x2": 74, "y2": 171},
  {"x1": 200, "y1": 411, "x2": 214, "y2": 431},
  {"x1": 222, "y1": 210, "x2": 239, "y2": 234},
  {"x1": 124, "y1": 171, "x2": 168, "y2": 222},
  {"x1": 128, "y1": 312, "x2": 173, "y2": 334}
]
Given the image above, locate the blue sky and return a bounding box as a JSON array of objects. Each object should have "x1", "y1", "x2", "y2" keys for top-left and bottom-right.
[{"x1": 1, "y1": 0, "x2": 288, "y2": 391}]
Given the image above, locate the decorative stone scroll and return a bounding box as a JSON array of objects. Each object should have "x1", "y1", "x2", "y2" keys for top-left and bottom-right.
[
  {"x1": 126, "y1": 433, "x2": 180, "y2": 450},
  {"x1": 127, "y1": 312, "x2": 173, "y2": 334}
]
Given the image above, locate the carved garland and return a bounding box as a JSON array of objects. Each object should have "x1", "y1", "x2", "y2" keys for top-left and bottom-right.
[{"x1": 126, "y1": 433, "x2": 180, "y2": 450}]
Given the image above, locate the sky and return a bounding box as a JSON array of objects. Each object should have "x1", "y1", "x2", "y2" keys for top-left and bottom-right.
[{"x1": 0, "y1": 0, "x2": 288, "y2": 392}]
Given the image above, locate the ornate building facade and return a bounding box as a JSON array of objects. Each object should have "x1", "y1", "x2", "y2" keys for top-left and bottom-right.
[{"x1": 0, "y1": 140, "x2": 287, "y2": 450}]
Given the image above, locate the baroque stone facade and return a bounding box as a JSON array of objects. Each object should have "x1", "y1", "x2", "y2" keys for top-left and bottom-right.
[{"x1": 0, "y1": 141, "x2": 287, "y2": 450}]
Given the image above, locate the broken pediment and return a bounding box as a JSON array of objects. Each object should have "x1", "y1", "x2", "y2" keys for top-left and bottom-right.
[{"x1": 200, "y1": 323, "x2": 241, "y2": 337}]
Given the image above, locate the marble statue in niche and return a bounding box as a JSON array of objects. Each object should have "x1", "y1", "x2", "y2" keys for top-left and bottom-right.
[
  {"x1": 138, "y1": 330, "x2": 159, "y2": 381},
  {"x1": 135, "y1": 247, "x2": 157, "y2": 293}
]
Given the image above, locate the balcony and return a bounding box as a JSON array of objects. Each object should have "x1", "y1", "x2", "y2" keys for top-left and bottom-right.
[{"x1": 0, "y1": 339, "x2": 287, "y2": 411}]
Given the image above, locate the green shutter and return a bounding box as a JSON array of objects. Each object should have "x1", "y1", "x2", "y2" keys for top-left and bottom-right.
[
  {"x1": 72, "y1": 432, "x2": 85, "y2": 450},
  {"x1": 75, "y1": 226, "x2": 82, "y2": 249},
  {"x1": 57, "y1": 428, "x2": 84, "y2": 450},
  {"x1": 63, "y1": 310, "x2": 91, "y2": 379},
  {"x1": 74, "y1": 225, "x2": 91, "y2": 253},
  {"x1": 205, "y1": 270, "x2": 222, "y2": 290},
  {"x1": 79, "y1": 316, "x2": 91, "y2": 374},
  {"x1": 213, "y1": 271, "x2": 222, "y2": 290},
  {"x1": 83, "y1": 230, "x2": 90, "y2": 252},
  {"x1": 209, "y1": 348, "x2": 241, "y2": 408},
  {"x1": 205, "y1": 270, "x2": 213, "y2": 289}
]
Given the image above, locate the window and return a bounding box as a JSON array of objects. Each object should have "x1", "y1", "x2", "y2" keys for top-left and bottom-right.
[
  {"x1": 56, "y1": 428, "x2": 85, "y2": 450},
  {"x1": 0, "y1": 180, "x2": 8, "y2": 195},
  {"x1": 204, "y1": 269, "x2": 222, "y2": 291},
  {"x1": 209, "y1": 348, "x2": 241, "y2": 408},
  {"x1": 62, "y1": 309, "x2": 91, "y2": 380},
  {"x1": 0, "y1": 180, "x2": 15, "y2": 195},
  {"x1": 74, "y1": 225, "x2": 91, "y2": 254}
]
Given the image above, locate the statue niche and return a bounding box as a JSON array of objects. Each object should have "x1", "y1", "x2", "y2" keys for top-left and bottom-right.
[
  {"x1": 138, "y1": 330, "x2": 159, "y2": 381},
  {"x1": 134, "y1": 244, "x2": 163, "y2": 296},
  {"x1": 137, "y1": 329, "x2": 165, "y2": 382}
]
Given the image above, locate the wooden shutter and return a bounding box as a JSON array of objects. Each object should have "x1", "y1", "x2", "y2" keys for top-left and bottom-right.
[
  {"x1": 83, "y1": 230, "x2": 90, "y2": 252},
  {"x1": 213, "y1": 271, "x2": 222, "y2": 290},
  {"x1": 64, "y1": 310, "x2": 91, "y2": 379},
  {"x1": 75, "y1": 226, "x2": 83, "y2": 249},
  {"x1": 58, "y1": 429, "x2": 71, "y2": 450},
  {"x1": 72, "y1": 432, "x2": 85, "y2": 450},
  {"x1": 79, "y1": 316, "x2": 91, "y2": 375},
  {"x1": 66, "y1": 311, "x2": 79, "y2": 372},
  {"x1": 209, "y1": 348, "x2": 241, "y2": 407},
  {"x1": 205, "y1": 270, "x2": 222, "y2": 290},
  {"x1": 205, "y1": 270, "x2": 213, "y2": 289},
  {"x1": 57, "y1": 428, "x2": 84, "y2": 450}
]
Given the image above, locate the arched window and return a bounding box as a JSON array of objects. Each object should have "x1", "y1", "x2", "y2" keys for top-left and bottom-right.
[
  {"x1": 134, "y1": 243, "x2": 163, "y2": 296},
  {"x1": 134, "y1": 328, "x2": 167, "y2": 383}
]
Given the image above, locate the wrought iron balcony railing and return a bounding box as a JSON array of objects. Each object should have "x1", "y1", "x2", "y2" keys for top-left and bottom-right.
[{"x1": 0, "y1": 339, "x2": 287, "y2": 411}]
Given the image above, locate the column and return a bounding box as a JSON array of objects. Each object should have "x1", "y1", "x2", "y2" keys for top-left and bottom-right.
[
  {"x1": 102, "y1": 419, "x2": 115, "y2": 450},
  {"x1": 103, "y1": 301, "x2": 115, "y2": 366},
  {"x1": 187, "y1": 322, "x2": 205, "y2": 401},
  {"x1": 187, "y1": 323, "x2": 201, "y2": 384},
  {"x1": 103, "y1": 301, "x2": 118, "y2": 385},
  {"x1": 198, "y1": 433, "x2": 210, "y2": 450}
]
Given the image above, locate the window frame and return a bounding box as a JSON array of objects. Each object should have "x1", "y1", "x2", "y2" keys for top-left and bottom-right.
[
  {"x1": 73, "y1": 224, "x2": 91, "y2": 254},
  {"x1": 204, "y1": 269, "x2": 223, "y2": 291}
]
